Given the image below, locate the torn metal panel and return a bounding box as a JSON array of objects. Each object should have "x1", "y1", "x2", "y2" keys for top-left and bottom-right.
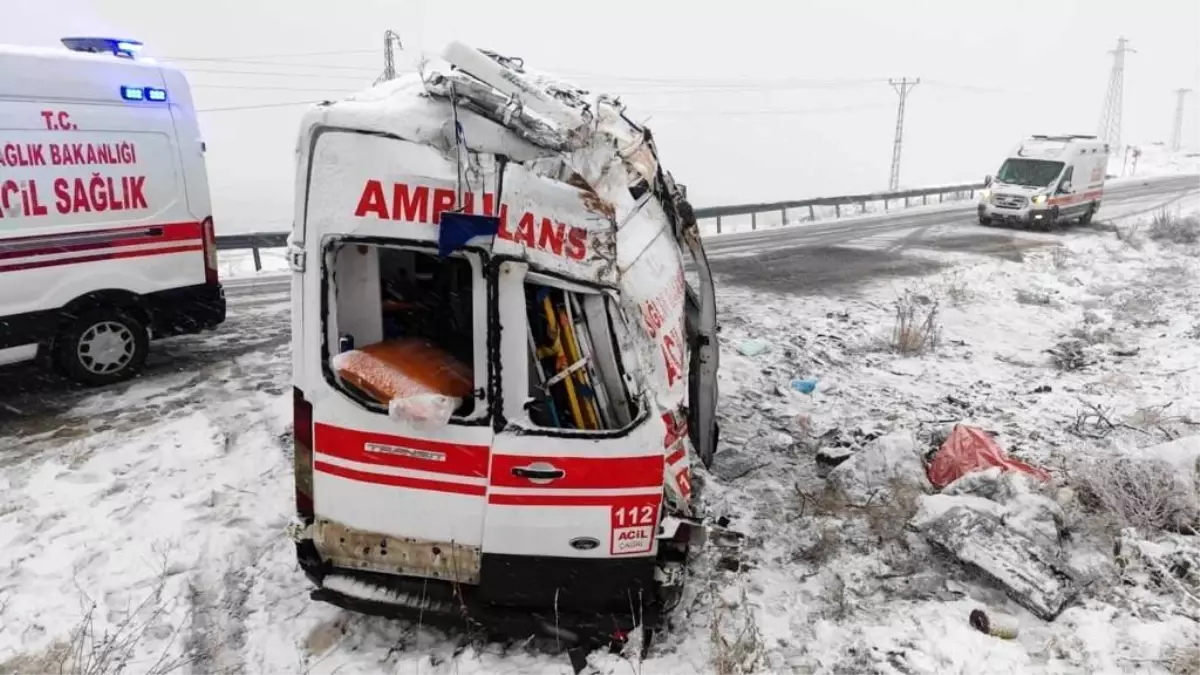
[{"x1": 314, "y1": 518, "x2": 482, "y2": 585}]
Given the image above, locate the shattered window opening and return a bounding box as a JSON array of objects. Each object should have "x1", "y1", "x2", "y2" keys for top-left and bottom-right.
[
  {"x1": 326, "y1": 242, "x2": 482, "y2": 422},
  {"x1": 523, "y1": 278, "x2": 635, "y2": 431}
]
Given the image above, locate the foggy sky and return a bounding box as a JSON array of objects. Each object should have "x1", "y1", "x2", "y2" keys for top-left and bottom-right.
[{"x1": 5, "y1": 0, "x2": 1198, "y2": 233}]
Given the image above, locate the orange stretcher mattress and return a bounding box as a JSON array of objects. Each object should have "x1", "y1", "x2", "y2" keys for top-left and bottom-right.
[{"x1": 334, "y1": 338, "x2": 474, "y2": 405}]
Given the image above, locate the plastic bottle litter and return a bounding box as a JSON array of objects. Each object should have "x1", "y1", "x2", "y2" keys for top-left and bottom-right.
[
  {"x1": 969, "y1": 608, "x2": 1019, "y2": 640},
  {"x1": 790, "y1": 378, "x2": 819, "y2": 394}
]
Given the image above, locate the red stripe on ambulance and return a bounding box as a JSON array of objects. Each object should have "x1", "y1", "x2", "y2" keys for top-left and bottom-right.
[
  {"x1": 0, "y1": 243, "x2": 202, "y2": 273},
  {"x1": 489, "y1": 454, "x2": 662, "y2": 490},
  {"x1": 314, "y1": 461, "x2": 487, "y2": 496},
  {"x1": 314, "y1": 422, "x2": 491, "y2": 478},
  {"x1": 0, "y1": 221, "x2": 202, "y2": 260}
]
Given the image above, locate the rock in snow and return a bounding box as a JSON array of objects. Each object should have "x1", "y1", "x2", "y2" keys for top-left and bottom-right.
[{"x1": 827, "y1": 432, "x2": 931, "y2": 504}]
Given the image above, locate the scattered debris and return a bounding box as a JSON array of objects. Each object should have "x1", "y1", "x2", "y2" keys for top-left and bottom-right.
[
  {"x1": 735, "y1": 339, "x2": 773, "y2": 357},
  {"x1": 927, "y1": 424, "x2": 1051, "y2": 489},
  {"x1": 828, "y1": 433, "x2": 931, "y2": 504},
  {"x1": 968, "y1": 608, "x2": 1019, "y2": 640},
  {"x1": 911, "y1": 490, "x2": 1078, "y2": 621},
  {"x1": 790, "y1": 378, "x2": 819, "y2": 395}
]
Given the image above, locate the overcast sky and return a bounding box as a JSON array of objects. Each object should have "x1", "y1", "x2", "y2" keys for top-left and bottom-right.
[{"x1": 6, "y1": 0, "x2": 1199, "y2": 233}]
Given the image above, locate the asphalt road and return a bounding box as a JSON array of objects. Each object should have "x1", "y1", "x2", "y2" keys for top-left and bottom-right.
[
  {"x1": 1, "y1": 174, "x2": 1196, "y2": 428},
  {"x1": 218, "y1": 174, "x2": 1199, "y2": 300}
]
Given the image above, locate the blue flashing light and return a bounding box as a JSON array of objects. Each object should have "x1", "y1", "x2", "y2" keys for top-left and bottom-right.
[
  {"x1": 62, "y1": 37, "x2": 144, "y2": 59},
  {"x1": 120, "y1": 85, "x2": 145, "y2": 101},
  {"x1": 144, "y1": 87, "x2": 167, "y2": 102}
]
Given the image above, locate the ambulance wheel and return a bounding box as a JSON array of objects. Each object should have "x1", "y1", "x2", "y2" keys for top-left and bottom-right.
[
  {"x1": 1080, "y1": 203, "x2": 1096, "y2": 225},
  {"x1": 55, "y1": 309, "x2": 149, "y2": 386},
  {"x1": 978, "y1": 215, "x2": 993, "y2": 227}
]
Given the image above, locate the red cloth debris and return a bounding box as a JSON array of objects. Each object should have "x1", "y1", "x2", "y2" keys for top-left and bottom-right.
[{"x1": 927, "y1": 424, "x2": 1051, "y2": 489}]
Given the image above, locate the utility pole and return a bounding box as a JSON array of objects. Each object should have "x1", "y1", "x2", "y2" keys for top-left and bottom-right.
[
  {"x1": 1097, "y1": 37, "x2": 1135, "y2": 150},
  {"x1": 1171, "y1": 88, "x2": 1192, "y2": 151},
  {"x1": 375, "y1": 30, "x2": 403, "y2": 84},
  {"x1": 887, "y1": 77, "x2": 919, "y2": 191}
]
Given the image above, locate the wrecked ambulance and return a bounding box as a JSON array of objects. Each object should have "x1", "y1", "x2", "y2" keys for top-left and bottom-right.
[{"x1": 287, "y1": 41, "x2": 722, "y2": 644}]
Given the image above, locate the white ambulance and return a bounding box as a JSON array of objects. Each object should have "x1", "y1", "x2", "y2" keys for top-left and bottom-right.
[
  {"x1": 978, "y1": 134, "x2": 1110, "y2": 229},
  {"x1": 0, "y1": 37, "x2": 225, "y2": 385},
  {"x1": 288, "y1": 43, "x2": 726, "y2": 649}
]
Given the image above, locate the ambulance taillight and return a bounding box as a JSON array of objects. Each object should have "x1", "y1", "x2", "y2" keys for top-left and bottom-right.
[
  {"x1": 293, "y1": 387, "x2": 315, "y2": 520},
  {"x1": 201, "y1": 217, "x2": 218, "y2": 284}
]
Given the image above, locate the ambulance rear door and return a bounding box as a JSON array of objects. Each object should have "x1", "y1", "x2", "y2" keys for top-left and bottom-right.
[{"x1": 300, "y1": 128, "x2": 495, "y2": 585}]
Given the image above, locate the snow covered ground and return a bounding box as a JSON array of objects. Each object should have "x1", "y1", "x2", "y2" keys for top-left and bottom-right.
[{"x1": 2, "y1": 192, "x2": 1200, "y2": 673}]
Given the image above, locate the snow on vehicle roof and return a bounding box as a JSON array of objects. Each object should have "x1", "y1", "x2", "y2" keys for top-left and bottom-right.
[
  {"x1": 0, "y1": 43, "x2": 173, "y2": 72},
  {"x1": 302, "y1": 44, "x2": 660, "y2": 189}
]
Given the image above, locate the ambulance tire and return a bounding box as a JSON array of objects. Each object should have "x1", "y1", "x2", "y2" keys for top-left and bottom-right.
[
  {"x1": 55, "y1": 308, "x2": 150, "y2": 386},
  {"x1": 1080, "y1": 203, "x2": 1096, "y2": 226}
]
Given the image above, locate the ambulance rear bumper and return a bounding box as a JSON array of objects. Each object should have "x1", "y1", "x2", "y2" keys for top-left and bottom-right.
[{"x1": 297, "y1": 540, "x2": 656, "y2": 644}]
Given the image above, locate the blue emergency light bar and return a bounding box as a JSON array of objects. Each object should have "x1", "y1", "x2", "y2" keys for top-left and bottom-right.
[
  {"x1": 120, "y1": 86, "x2": 168, "y2": 102},
  {"x1": 62, "y1": 37, "x2": 144, "y2": 59}
]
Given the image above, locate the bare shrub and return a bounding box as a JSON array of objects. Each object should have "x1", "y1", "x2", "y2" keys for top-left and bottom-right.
[
  {"x1": 709, "y1": 588, "x2": 766, "y2": 675},
  {"x1": 0, "y1": 571, "x2": 193, "y2": 675},
  {"x1": 1049, "y1": 339, "x2": 1092, "y2": 371},
  {"x1": 939, "y1": 270, "x2": 972, "y2": 306},
  {"x1": 1051, "y1": 245, "x2": 1071, "y2": 269},
  {"x1": 863, "y1": 478, "x2": 921, "y2": 545},
  {"x1": 1148, "y1": 210, "x2": 1200, "y2": 245},
  {"x1": 890, "y1": 290, "x2": 941, "y2": 355},
  {"x1": 1071, "y1": 454, "x2": 1199, "y2": 533},
  {"x1": 1115, "y1": 221, "x2": 1145, "y2": 248}
]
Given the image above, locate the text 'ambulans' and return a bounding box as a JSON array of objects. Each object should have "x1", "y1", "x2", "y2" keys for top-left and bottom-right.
[{"x1": 354, "y1": 180, "x2": 591, "y2": 261}]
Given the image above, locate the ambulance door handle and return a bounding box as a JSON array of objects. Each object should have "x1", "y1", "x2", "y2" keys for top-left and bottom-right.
[{"x1": 511, "y1": 464, "x2": 565, "y2": 482}]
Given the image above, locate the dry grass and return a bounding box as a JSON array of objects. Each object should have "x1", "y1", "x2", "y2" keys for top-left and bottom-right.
[
  {"x1": 890, "y1": 290, "x2": 942, "y2": 355},
  {"x1": 709, "y1": 587, "x2": 766, "y2": 675},
  {"x1": 1071, "y1": 453, "x2": 1199, "y2": 533},
  {"x1": 1051, "y1": 245, "x2": 1071, "y2": 269},
  {"x1": 0, "y1": 569, "x2": 191, "y2": 675},
  {"x1": 939, "y1": 270, "x2": 972, "y2": 306},
  {"x1": 1163, "y1": 642, "x2": 1200, "y2": 675},
  {"x1": 1115, "y1": 221, "x2": 1146, "y2": 249},
  {"x1": 863, "y1": 479, "x2": 922, "y2": 544},
  {"x1": 1147, "y1": 210, "x2": 1200, "y2": 245}
]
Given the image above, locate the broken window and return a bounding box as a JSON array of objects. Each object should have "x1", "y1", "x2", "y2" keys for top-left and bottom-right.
[
  {"x1": 325, "y1": 242, "x2": 483, "y2": 423},
  {"x1": 524, "y1": 278, "x2": 636, "y2": 430}
]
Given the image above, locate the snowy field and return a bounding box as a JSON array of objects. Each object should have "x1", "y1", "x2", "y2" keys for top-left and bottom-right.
[{"x1": 2, "y1": 188, "x2": 1200, "y2": 673}]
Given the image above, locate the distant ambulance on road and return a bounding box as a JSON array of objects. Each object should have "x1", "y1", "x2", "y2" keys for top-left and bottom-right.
[
  {"x1": 0, "y1": 37, "x2": 225, "y2": 385},
  {"x1": 978, "y1": 135, "x2": 1110, "y2": 229}
]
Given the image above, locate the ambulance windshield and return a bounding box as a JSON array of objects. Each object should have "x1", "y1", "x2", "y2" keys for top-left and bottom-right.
[{"x1": 995, "y1": 159, "x2": 1065, "y2": 188}]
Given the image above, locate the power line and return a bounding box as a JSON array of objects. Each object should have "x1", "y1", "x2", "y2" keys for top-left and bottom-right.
[
  {"x1": 166, "y1": 57, "x2": 380, "y2": 73},
  {"x1": 180, "y1": 67, "x2": 374, "y2": 81},
  {"x1": 1098, "y1": 36, "x2": 1135, "y2": 149},
  {"x1": 190, "y1": 83, "x2": 362, "y2": 93},
  {"x1": 163, "y1": 49, "x2": 377, "y2": 62},
  {"x1": 197, "y1": 101, "x2": 322, "y2": 113},
  {"x1": 643, "y1": 103, "x2": 890, "y2": 116},
  {"x1": 887, "y1": 77, "x2": 919, "y2": 191}
]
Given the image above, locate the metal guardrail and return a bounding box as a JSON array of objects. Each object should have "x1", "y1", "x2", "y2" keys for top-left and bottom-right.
[{"x1": 215, "y1": 181, "x2": 985, "y2": 271}]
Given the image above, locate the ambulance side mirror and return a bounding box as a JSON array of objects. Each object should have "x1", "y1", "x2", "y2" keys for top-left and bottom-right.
[
  {"x1": 983, "y1": 175, "x2": 992, "y2": 187},
  {"x1": 1059, "y1": 181, "x2": 1072, "y2": 193}
]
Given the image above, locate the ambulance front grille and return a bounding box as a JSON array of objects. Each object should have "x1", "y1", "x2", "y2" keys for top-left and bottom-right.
[{"x1": 992, "y1": 194, "x2": 1027, "y2": 209}]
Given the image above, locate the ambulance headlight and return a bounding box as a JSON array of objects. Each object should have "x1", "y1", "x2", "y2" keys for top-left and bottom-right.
[
  {"x1": 1031, "y1": 194, "x2": 1048, "y2": 205},
  {"x1": 979, "y1": 189, "x2": 990, "y2": 200}
]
